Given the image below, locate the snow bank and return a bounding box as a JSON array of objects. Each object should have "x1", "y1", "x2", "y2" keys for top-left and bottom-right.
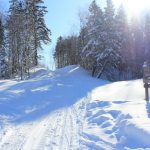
[
  {"x1": 79, "y1": 77, "x2": 150, "y2": 149},
  {"x1": 80, "y1": 99, "x2": 150, "y2": 149}
]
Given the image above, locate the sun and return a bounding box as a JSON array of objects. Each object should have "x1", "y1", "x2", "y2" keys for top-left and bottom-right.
[{"x1": 113, "y1": 0, "x2": 150, "y2": 16}]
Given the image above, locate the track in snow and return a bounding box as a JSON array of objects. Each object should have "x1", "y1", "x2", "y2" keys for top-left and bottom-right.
[{"x1": 0, "y1": 106, "x2": 81, "y2": 150}]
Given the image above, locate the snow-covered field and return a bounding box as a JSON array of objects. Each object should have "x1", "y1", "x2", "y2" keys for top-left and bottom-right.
[{"x1": 0, "y1": 65, "x2": 150, "y2": 150}]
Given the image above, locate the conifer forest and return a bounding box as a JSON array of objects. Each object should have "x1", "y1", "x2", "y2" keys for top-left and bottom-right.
[
  {"x1": 0, "y1": 0, "x2": 150, "y2": 81},
  {"x1": 54, "y1": 0, "x2": 150, "y2": 81},
  {"x1": 0, "y1": 0, "x2": 51, "y2": 80}
]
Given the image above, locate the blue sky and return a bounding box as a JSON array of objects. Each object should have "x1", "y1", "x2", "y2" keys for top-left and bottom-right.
[{"x1": 0, "y1": 0, "x2": 107, "y2": 70}]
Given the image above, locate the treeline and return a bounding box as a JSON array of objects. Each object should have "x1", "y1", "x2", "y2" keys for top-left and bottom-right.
[
  {"x1": 0, "y1": 0, "x2": 50, "y2": 80},
  {"x1": 54, "y1": 0, "x2": 150, "y2": 81}
]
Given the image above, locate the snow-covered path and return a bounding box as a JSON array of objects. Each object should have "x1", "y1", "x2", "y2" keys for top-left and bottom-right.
[
  {"x1": 23, "y1": 106, "x2": 80, "y2": 150},
  {"x1": 0, "y1": 66, "x2": 150, "y2": 150},
  {"x1": 0, "y1": 106, "x2": 80, "y2": 150}
]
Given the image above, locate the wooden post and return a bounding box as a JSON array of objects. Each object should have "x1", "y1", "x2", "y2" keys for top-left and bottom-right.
[
  {"x1": 143, "y1": 61, "x2": 149, "y2": 101},
  {"x1": 144, "y1": 83, "x2": 149, "y2": 101}
]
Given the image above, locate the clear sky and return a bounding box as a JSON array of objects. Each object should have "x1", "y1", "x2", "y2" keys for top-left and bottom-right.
[{"x1": 0, "y1": 0, "x2": 110, "y2": 70}]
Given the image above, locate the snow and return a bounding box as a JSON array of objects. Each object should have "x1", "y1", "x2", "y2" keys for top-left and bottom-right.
[{"x1": 0, "y1": 65, "x2": 150, "y2": 150}]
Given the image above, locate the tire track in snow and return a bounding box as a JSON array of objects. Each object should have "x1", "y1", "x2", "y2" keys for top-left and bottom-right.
[
  {"x1": 70, "y1": 107, "x2": 80, "y2": 149},
  {"x1": 0, "y1": 105, "x2": 82, "y2": 150},
  {"x1": 58, "y1": 107, "x2": 80, "y2": 150},
  {"x1": 58, "y1": 109, "x2": 69, "y2": 150},
  {"x1": 23, "y1": 107, "x2": 80, "y2": 150},
  {"x1": 23, "y1": 111, "x2": 63, "y2": 150},
  {"x1": 31, "y1": 114, "x2": 59, "y2": 150},
  {"x1": 44, "y1": 111, "x2": 63, "y2": 150},
  {"x1": 50, "y1": 110, "x2": 68, "y2": 150}
]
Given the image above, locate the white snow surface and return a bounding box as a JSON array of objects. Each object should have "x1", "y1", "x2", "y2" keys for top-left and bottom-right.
[{"x1": 0, "y1": 65, "x2": 150, "y2": 150}]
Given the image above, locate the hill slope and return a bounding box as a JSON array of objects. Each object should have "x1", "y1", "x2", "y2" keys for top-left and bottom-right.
[{"x1": 0, "y1": 65, "x2": 150, "y2": 150}]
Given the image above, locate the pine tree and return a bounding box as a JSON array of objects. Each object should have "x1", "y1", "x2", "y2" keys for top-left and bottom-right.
[
  {"x1": 7, "y1": 0, "x2": 25, "y2": 78},
  {"x1": 77, "y1": 20, "x2": 88, "y2": 69},
  {"x1": 0, "y1": 17, "x2": 8, "y2": 78},
  {"x1": 144, "y1": 13, "x2": 150, "y2": 63},
  {"x1": 26, "y1": 0, "x2": 51, "y2": 66},
  {"x1": 54, "y1": 35, "x2": 78, "y2": 68},
  {"x1": 115, "y1": 4, "x2": 131, "y2": 80},
  {"x1": 97, "y1": 0, "x2": 121, "y2": 80},
  {"x1": 81, "y1": 0, "x2": 104, "y2": 76},
  {"x1": 7, "y1": 0, "x2": 51, "y2": 79},
  {"x1": 54, "y1": 36, "x2": 63, "y2": 68}
]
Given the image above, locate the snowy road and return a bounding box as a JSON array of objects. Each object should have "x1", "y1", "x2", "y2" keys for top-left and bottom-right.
[
  {"x1": 0, "y1": 105, "x2": 82, "y2": 150},
  {"x1": 23, "y1": 107, "x2": 80, "y2": 150}
]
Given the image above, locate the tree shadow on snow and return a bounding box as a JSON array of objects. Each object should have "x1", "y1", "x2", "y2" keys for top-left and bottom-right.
[{"x1": 0, "y1": 68, "x2": 109, "y2": 124}]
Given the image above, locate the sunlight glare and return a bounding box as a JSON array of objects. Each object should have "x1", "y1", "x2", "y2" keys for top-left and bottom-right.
[{"x1": 113, "y1": 0, "x2": 150, "y2": 16}]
